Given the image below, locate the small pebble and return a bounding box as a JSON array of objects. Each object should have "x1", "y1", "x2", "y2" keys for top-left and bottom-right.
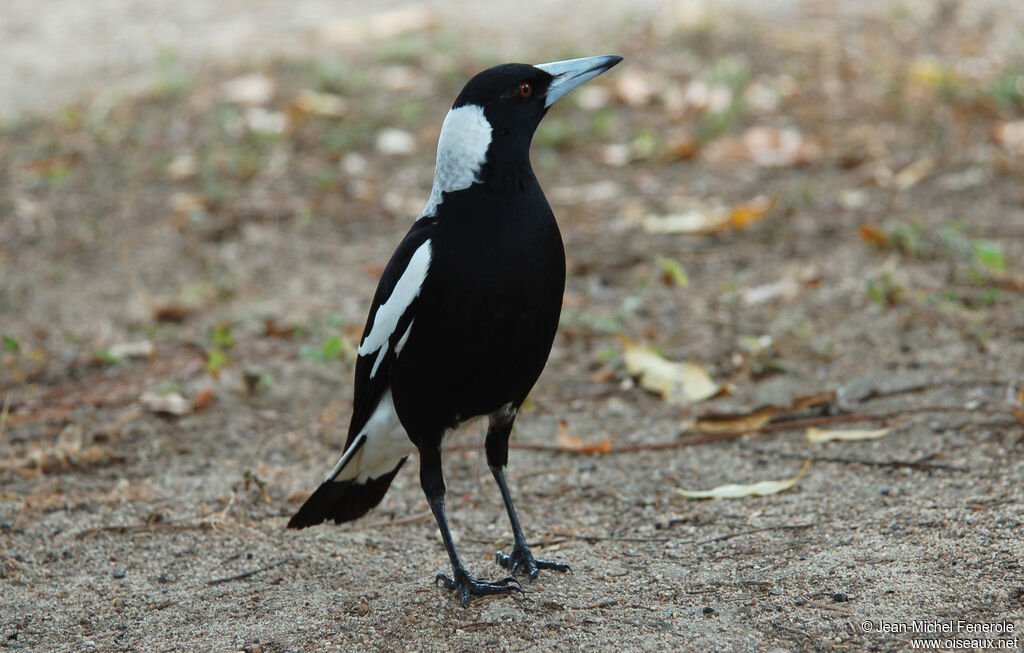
[
  {"x1": 833, "y1": 592, "x2": 849, "y2": 602},
  {"x1": 112, "y1": 572, "x2": 125, "y2": 579},
  {"x1": 702, "y1": 606, "x2": 715, "y2": 615}
]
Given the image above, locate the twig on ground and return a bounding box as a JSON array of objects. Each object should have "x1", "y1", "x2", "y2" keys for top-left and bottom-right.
[
  {"x1": 362, "y1": 510, "x2": 432, "y2": 529},
  {"x1": 73, "y1": 520, "x2": 213, "y2": 539},
  {"x1": 207, "y1": 559, "x2": 287, "y2": 586},
  {"x1": 0, "y1": 392, "x2": 11, "y2": 442},
  {"x1": 677, "y1": 523, "x2": 816, "y2": 546},
  {"x1": 538, "y1": 531, "x2": 670, "y2": 543},
  {"x1": 739, "y1": 443, "x2": 969, "y2": 472},
  {"x1": 446, "y1": 404, "x2": 1017, "y2": 456}
]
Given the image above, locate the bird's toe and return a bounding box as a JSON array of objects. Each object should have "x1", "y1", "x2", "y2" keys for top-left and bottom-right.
[{"x1": 496, "y1": 545, "x2": 570, "y2": 580}]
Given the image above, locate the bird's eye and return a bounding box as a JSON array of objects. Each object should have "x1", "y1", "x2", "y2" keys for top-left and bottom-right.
[{"x1": 518, "y1": 82, "x2": 532, "y2": 98}]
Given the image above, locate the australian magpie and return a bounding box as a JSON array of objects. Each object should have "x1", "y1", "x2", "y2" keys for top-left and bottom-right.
[{"x1": 288, "y1": 54, "x2": 623, "y2": 605}]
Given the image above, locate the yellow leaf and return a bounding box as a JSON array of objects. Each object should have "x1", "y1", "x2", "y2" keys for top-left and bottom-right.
[
  {"x1": 908, "y1": 57, "x2": 945, "y2": 87},
  {"x1": 676, "y1": 459, "x2": 811, "y2": 500},
  {"x1": 656, "y1": 256, "x2": 690, "y2": 287},
  {"x1": 728, "y1": 195, "x2": 773, "y2": 229},
  {"x1": 618, "y1": 335, "x2": 719, "y2": 403},
  {"x1": 806, "y1": 426, "x2": 890, "y2": 444}
]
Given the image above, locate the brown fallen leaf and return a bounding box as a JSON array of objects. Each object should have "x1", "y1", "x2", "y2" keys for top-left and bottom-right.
[
  {"x1": 556, "y1": 420, "x2": 612, "y2": 454},
  {"x1": 693, "y1": 406, "x2": 777, "y2": 434},
  {"x1": 193, "y1": 388, "x2": 215, "y2": 412},
  {"x1": 153, "y1": 304, "x2": 192, "y2": 323},
  {"x1": 693, "y1": 391, "x2": 834, "y2": 434},
  {"x1": 1008, "y1": 385, "x2": 1024, "y2": 427},
  {"x1": 728, "y1": 195, "x2": 774, "y2": 229},
  {"x1": 858, "y1": 223, "x2": 887, "y2": 246}
]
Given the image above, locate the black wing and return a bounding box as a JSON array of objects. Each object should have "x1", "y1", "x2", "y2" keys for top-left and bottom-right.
[{"x1": 343, "y1": 218, "x2": 435, "y2": 447}]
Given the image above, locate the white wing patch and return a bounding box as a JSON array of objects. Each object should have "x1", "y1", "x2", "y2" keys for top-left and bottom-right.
[
  {"x1": 420, "y1": 104, "x2": 492, "y2": 218},
  {"x1": 395, "y1": 319, "x2": 414, "y2": 354},
  {"x1": 358, "y1": 239, "x2": 432, "y2": 377},
  {"x1": 326, "y1": 388, "x2": 413, "y2": 484}
]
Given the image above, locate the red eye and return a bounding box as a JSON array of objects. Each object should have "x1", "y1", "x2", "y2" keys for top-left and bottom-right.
[{"x1": 518, "y1": 82, "x2": 532, "y2": 98}]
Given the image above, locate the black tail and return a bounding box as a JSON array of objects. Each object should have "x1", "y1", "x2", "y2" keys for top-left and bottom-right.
[{"x1": 287, "y1": 458, "x2": 407, "y2": 529}]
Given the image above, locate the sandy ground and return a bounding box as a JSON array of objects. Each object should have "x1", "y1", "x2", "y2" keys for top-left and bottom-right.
[{"x1": 3, "y1": 1, "x2": 1024, "y2": 651}]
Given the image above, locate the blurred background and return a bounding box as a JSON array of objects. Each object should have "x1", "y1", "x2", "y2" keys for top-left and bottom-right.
[{"x1": 2, "y1": 1, "x2": 1024, "y2": 650}]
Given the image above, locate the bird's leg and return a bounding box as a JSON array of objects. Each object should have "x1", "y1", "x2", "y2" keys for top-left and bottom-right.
[
  {"x1": 419, "y1": 446, "x2": 522, "y2": 606},
  {"x1": 486, "y1": 409, "x2": 572, "y2": 580}
]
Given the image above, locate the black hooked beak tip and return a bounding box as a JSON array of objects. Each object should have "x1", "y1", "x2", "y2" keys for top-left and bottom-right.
[{"x1": 534, "y1": 55, "x2": 623, "y2": 108}]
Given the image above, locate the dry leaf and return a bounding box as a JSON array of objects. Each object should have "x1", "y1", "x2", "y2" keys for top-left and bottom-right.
[
  {"x1": 221, "y1": 74, "x2": 275, "y2": 106},
  {"x1": 992, "y1": 120, "x2": 1024, "y2": 155},
  {"x1": 1012, "y1": 386, "x2": 1024, "y2": 427},
  {"x1": 193, "y1": 388, "x2": 215, "y2": 412},
  {"x1": 704, "y1": 127, "x2": 820, "y2": 167},
  {"x1": 693, "y1": 391, "x2": 834, "y2": 434},
  {"x1": 555, "y1": 420, "x2": 612, "y2": 454},
  {"x1": 677, "y1": 459, "x2": 811, "y2": 499},
  {"x1": 741, "y1": 278, "x2": 798, "y2": 306},
  {"x1": 728, "y1": 195, "x2": 774, "y2": 229},
  {"x1": 890, "y1": 157, "x2": 935, "y2": 191},
  {"x1": 642, "y1": 196, "x2": 772, "y2": 236},
  {"x1": 613, "y1": 71, "x2": 656, "y2": 107},
  {"x1": 858, "y1": 223, "x2": 887, "y2": 246},
  {"x1": 291, "y1": 89, "x2": 348, "y2": 118},
  {"x1": 166, "y1": 154, "x2": 198, "y2": 181},
  {"x1": 693, "y1": 406, "x2": 777, "y2": 434},
  {"x1": 375, "y1": 128, "x2": 416, "y2": 155},
  {"x1": 806, "y1": 426, "x2": 890, "y2": 444},
  {"x1": 107, "y1": 341, "x2": 154, "y2": 359},
  {"x1": 140, "y1": 391, "x2": 192, "y2": 416},
  {"x1": 618, "y1": 335, "x2": 719, "y2": 403},
  {"x1": 642, "y1": 208, "x2": 728, "y2": 235}
]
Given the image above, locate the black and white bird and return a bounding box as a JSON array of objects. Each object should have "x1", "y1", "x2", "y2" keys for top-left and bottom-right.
[{"x1": 288, "y1": 54, "x2": 622, "y2": 605}]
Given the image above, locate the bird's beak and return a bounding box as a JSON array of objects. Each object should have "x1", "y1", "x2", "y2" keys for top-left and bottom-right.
[{"x1": 535, "y1": 55, "x2": 623, "y2": 108}]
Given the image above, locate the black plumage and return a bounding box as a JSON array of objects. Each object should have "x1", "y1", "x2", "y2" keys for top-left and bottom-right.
[{"x1": 289, "y1": 55, "x2": 622, "y2": 605}]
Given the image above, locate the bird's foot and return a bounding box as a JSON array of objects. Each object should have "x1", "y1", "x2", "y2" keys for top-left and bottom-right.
[
  {"x1": 496, "y1": 544, "x2": 571, "y2": 581},
  {"x1": 435, "y1": 568, "x2": 523, "y2": 607}
]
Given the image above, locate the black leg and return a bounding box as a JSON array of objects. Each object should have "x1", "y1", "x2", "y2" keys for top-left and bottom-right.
[
  {"x1": 485, "y1": 407, "x2": 572, "y2": 581},
  {"x1": 418, "y1": 445, "x2": 521, "y2": 606}
]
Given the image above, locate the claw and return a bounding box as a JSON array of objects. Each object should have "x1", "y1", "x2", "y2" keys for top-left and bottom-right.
[{"x1": 435, "y1": 568, "x2": 524, "y2": 606}]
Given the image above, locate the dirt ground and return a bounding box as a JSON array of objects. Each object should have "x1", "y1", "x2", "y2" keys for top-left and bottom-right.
[{"x1": 3, "y1": 2, "x2": 1024, "y2": 651}]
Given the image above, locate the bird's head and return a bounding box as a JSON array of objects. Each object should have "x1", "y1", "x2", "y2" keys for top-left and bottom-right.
[
  {"x1": 453, "y1": 55, "x2": 622, "y2": 142},
  {"x1": 423, "y1": 55, "x2": 621, "y2": 214}
]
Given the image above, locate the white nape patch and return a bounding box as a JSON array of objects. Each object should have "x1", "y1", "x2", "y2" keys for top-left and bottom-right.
[
  {"x1": 358, "y1": 239, "x2": 432, "y2": 378},
  {"x1": 327, "y1": 389, "x2": 412, "y2": 484},
  {"x1": 420, "y1": 104, "x2": 492, "y2": 218}
]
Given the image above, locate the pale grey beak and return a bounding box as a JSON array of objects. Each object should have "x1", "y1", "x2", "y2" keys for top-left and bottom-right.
[{"x1": 535, "y1": 55, "x2": 623, "y2": 108}]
